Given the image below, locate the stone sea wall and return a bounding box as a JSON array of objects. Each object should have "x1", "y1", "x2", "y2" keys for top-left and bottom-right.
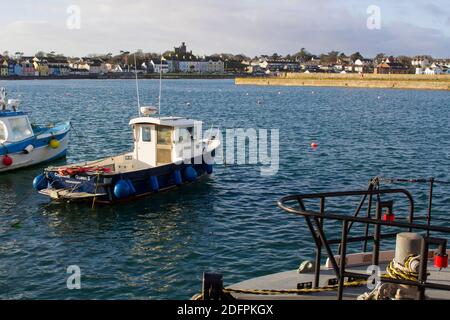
[{"x1": 235, "y1": 73, "x2": 450, "y2": 91}]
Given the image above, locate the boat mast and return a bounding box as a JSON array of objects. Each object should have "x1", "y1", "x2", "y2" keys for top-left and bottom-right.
[
  {"x1": 134, "y1": 53, "x2": 141, "y2": 116},
  {"x1": 158, "y1": 53, "x2": 163, "y2": 117}
]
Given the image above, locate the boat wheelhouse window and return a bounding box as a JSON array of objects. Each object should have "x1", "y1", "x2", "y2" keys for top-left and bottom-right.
[
  {"x1": 9, "y1": 117, "x2": 32, "y2": 141},
  {"x1": 141, "y1": 126, "x2": 151, "y2": 142},
  {"x1": 0, "y1": 121, "x2": 5, "y2": 142},
  {"x1": 157, "y1": 127, "x2": 172, "y2": 145},
  {"x1": 178, "y1": 127, "x2": 194, "y2": 143}
]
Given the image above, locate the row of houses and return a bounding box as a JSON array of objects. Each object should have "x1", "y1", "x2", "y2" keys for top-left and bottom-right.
[
  {"x1": 243, "y1": 57, "x2": 377, "y2": 75},
  {"x1": 244, "y1": 56, "x2": 450, "y2": 75},
  {"x1": 411, "y1": 56, "x2": 450, "y2": 74},
  {"x1": 1, "y1": 47, "x2": 449, "y2": 77},
  {"x1": 0, "y1": 43, "x2": 228, "y2": 77},
  {"x1": 0, "y1": 56, "x2": 103, "y2": 77}
]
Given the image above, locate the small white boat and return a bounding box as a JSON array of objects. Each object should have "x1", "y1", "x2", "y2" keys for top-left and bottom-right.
[
  {"x1": 34, "y1": 111, "x2": 220, "y2": 203},
  {"x1": 34, "y1": 54, "x2": 221, "y2": 204},
  {"x1": 0, "y1": 88, "x2": 70, "y2": 172}
]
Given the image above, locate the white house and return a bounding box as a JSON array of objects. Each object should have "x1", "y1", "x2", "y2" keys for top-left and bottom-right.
[
  {"x1": 111, "y1": 64, "x2": 123, "y2": 72},
  {"x1": 150, "y1": 60, "x2": 169, "y2": 73},
  {"x1": 353, "y1": 59, "x2": 372, "y2": 73},
  {"x1": 178, "y1": 60, "x2": 208, "y2": 73},
  {"x1": 69, "y1": 59, "x2": 90, "y2": 71},
  {"x1": 424, "y1": 66, "x2": 443, "y2": 75},
  {"x1": 411, "y1": 57, "x2": 431, "y2": 68},
  {"x1": 258, "y1": 58, "x2": 300, "y2": 72},
  {"x1": 206, "y1": 58, "x2": 224, "y2": 73}
]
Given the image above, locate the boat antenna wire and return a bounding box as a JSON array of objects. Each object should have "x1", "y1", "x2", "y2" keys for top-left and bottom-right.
[
  {"x1": 134, "y1": 53, "x2": 141, "y2": 116},
  {"x1": 158, "y1": 53, "x2": 164, "y2": 117}
]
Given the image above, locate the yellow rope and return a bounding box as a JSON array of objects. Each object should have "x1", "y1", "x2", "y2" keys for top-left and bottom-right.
[
  {"x1": 383, "y1": 255, "x2": 420, "y2": 282},
  {"x1": 222, "y1": 279, "x2": 367, "y2": 296},
  {"x1": 91, "y1": 171, "x2": 101, "y2": 209}
]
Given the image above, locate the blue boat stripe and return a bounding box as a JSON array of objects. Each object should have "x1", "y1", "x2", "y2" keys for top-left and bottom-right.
[{"x1": 0, "y1": 130, "x2": 69, "y2": 156}]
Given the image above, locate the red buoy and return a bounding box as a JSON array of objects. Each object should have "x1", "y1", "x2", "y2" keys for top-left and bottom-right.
[
  {"x1": 383, "y1": 213, "x2": 395, "y2": 222},
  {"x1": 2, "y1": 155, "x2": 13, "y2": 166},
  {"x1": 434, "y1": 254, "x2": 448, "y2": 269},
  {"x1": 311, "y1": 142, "x2": 318, "y2": 148}
]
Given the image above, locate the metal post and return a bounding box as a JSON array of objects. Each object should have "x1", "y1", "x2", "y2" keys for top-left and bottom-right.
[
  {"x1": 202, "y1": 273, "x2": 224, "y2": 300},
  {"x1": 426, "y1": 178, "x2": 434, "y2": 237},
  {"x1": 363, "y1": 192, "x2": 373, "y2": 252},
  {"x1": 338, "y1": 220, "x2": 348, "y2": 300},
  {"x1": 373, "y1": 201, "x2": 382, "y2": 266},
  {"x1": 417, "y1": 238, "x2": 429, "y2": 300},
  {"x1": 313, "y1": 197, "x2": 325, "y2": 288}
]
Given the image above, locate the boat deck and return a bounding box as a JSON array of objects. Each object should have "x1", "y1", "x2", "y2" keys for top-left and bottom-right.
[{"x1": 228, "y1": 259, "x2": 450, "y2": 300}]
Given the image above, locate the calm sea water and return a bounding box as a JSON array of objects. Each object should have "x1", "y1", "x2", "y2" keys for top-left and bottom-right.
[{"x1": 0, "y1": 79, "x2": 449, "y2": 299}]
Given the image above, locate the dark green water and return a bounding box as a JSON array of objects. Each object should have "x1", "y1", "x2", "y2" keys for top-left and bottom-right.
[{"x1": 0, "y1": 79, "x2": 449, "y2": 299}]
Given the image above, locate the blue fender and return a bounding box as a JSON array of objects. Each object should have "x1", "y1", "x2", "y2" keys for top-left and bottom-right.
[
  {"x1": 205, "y1": 164, "x2": 213, "y2": 174},
  {"x1": 114, "y1": 180, "x2": 131, "y2": 199},
  {"x1": 184, "y1": 165, "x2": 198, "y2": 182},
  {"x1": 150, "y1": 176, "x2": 159, "y2": 192},
  {"x1": 33, "y1": 173, "x2": 48, "y2": 191},
  {"x1": 173, "y1": 170, "x2": 183, "y2": 185}
]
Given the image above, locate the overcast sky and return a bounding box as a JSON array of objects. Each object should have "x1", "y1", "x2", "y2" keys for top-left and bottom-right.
[{"x1": 0, "y1": 0, "x2": 449, "y2": 58}]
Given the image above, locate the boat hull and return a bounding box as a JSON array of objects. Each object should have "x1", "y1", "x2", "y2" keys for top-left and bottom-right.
[
  {"x1": 39, "y1": 158, "x2": 214, "y2": 204},
  {"x1": 0, "y1": 121, "x2": 70, "y2": 172}
]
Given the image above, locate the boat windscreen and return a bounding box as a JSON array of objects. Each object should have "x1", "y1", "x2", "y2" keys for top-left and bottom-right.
[{"x1": 9, "y1": 117, "x2": 33, "y2": 141}]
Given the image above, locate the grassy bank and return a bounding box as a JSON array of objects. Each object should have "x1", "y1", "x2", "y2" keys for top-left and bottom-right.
[{"x1": 235, "y1": 73, "x2": 450, "y2": 91}]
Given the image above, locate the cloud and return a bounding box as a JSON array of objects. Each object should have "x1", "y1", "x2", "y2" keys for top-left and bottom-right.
[{"x1": 0, "y1": 0, "x2": 448, "y2": 57}]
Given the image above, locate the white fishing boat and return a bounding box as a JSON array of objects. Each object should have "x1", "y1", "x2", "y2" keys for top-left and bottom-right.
[
  {"x1": 33, "y1": 54, "x2": 221, "y2": 204},
  {"x1": 0, "y1": 88, "x2": 70, "y2": 172}
]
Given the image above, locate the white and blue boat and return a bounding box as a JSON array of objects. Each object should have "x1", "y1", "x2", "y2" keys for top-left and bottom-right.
[
  {"x1": 0, "y1": 88, "x2": 70, "y2": 172},
  {"x1": 34, "y1": 107, "x2": 220, "y2": 204}
]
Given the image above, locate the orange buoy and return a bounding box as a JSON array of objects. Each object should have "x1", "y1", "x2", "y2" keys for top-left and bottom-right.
[{"x1": 311, "y1": 142, "x2": 318, "y2": 148}]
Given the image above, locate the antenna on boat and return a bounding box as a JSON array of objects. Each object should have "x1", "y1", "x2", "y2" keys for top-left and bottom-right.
[
  {"x1": 134, "y1": 53, "x2": 141, "y2": 116},
  {"x1": 158, "y1": 52, "x2": 164, "y2": 117}
]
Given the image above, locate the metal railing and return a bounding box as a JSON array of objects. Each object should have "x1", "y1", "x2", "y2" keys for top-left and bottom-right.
[{"x1": 277, "y1": 177, "x2": 450, "y2": 300}]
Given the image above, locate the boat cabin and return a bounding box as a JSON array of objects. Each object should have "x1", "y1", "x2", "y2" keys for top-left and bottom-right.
[
  {"x1": 129, "y1": 116, "x2": 203, "y2": 167},
  {"x1": 0, "y1": 111, "x2": 34, "y2": 144}
]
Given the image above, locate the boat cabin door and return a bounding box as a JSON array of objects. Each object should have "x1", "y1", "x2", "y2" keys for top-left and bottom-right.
[
  {"x1": 156, "y1": 126, "x2": 173, "y2": 165},
  {"x1": 136, "y1": 124, "x2": 156, "y2": 166}
]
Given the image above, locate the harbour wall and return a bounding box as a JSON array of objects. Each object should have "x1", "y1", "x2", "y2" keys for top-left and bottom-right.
[{"x1": 235, "y1": 73, "x2": 450, "y2": 91}]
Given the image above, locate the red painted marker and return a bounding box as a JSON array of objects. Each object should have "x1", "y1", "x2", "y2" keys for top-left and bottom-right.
[
  {"x1": 311, "y1": 142, "x2": 318, "y2": 148},
  {"x1": 2, "y1": 155, "x2": 13, "y2": 166}
]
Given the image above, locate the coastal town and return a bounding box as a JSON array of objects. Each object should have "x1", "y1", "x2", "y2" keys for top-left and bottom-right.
[{"x1": 1, "y1": 42, "x2": 449, "y2": 79}]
